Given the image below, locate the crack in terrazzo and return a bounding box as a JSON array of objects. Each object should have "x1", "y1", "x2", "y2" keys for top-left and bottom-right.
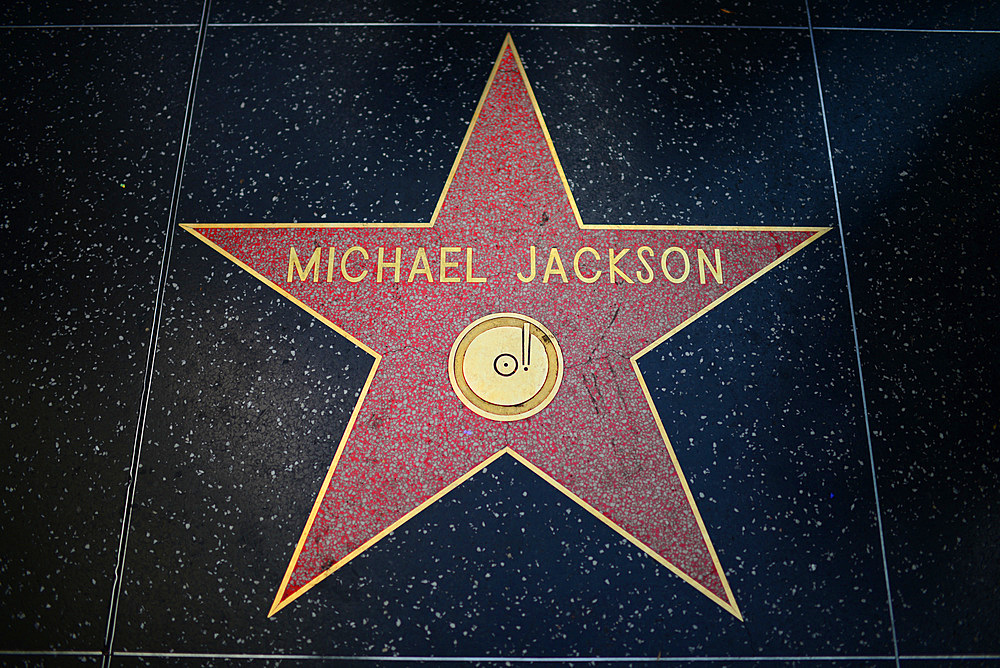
[{"x1": 581, "y1": 304, "x2": 621, "y2": 368}]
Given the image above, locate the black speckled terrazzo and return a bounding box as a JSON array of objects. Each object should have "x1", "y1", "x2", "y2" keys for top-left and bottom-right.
[
  {"x1": 809, "y1": 0, "x2": 1000, "y2": 30},
  {"x1": 179, "y1": 27, "x2": 830, "y2": 225},
  {"x1": 211, "y1": 1, "x2": 807, "y2": 28},
  {"x1": 1, "y1": 2, "x2": 998, "y2": 667},
  {"x1": 0, "y1": 1, "x2": 202, "y2": 26},
  {"x1": 815, "y1": 30, "x2": 1000, "y2": 656},
  {"x1": 0, "y1": 658, "x2": 101, "y2": 668},
  {"x1": 0, "y1": 27, "x2": 195, "y2": 651},
  {"x1": 515, "y1": 29, "x2": 832, "y2": 227}
]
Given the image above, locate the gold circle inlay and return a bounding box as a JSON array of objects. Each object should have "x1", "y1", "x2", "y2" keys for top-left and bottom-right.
[{"x1": 449, "y1": 313, "x2": 562, "y2": 421}]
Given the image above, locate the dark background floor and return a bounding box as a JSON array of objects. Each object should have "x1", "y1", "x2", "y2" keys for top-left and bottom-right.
[{"x1": 1, "y1": 1, "x2": 998, "y2": 666}]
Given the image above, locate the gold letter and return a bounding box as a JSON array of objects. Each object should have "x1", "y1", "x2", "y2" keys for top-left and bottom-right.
[
  {"x1": 287, "y1": 246, "x2": 321, "y2": 283},
  {"x1": 377, "y1": 247, "x2": 401, "y2": 283},
  {"x1": 326, "y1": 247, "x2": 336, "y2": 282},
  {"x1": 636, "y1": 246, "x2": 655, "y2": 284},
  {"x1": 609, "y1": 248, "x2": 633, "y2": 284},
  {"x1": 466, "y1": 247, "x2": 486, "y2": 283},
  {"x1": 340, "y1": 246, "x2": 369, "y2": 283},
  {"x1": 697, "y1": 248, "x2": 723, "y2": 284},
  {"x1": 543, "y1": 248, "x2": 568, "y2": 284},
  {"x1": 408, "y1": 247, "x2": 434, "y2": 283},
  {"x1": 517, "y1": 246, "x2": 536, "y2": 283},
  {"x1": 573, "y1": 247, "x2": 602, "y2": 283},
  {"x1": 661, "y1": 247, "x2": 690, "y2": 284},
  {"x1": 440, "y1": 247, "x2": 461, "y2": 283}
]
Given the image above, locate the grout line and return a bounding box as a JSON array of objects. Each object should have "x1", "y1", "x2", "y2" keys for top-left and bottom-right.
[
  {"x1": 114, "y1": 653, "x2": 900, "y2": 662},
  {"x1": 0, "y1": 650, "x2": 993, "y2": 663},
  {"x1": 207, "y1": 22, "x2": 1000, "y2": 32},
  {"x1": 0, "y1": 651, "x2": 992, "y2": 664},
  {"x1": 804, "y1": 2, "x2": 901, "y2": 668},
  {"x1": 0, "y1": 23, "x2": 198, "y2": 28},
  {"x1": 0, "y1": 651, "x2": 104, "y2": 656},
  {"x1": 0, "y1": 651, "x2": 985, "y2": 663},
  {"x1": 206, "y1": 21, "x2": 805, "y2": 29},
  {"x1": 98, "y1": 1, "x2": 213, "y2": 667},
  {"x1": 904, "y1": 657, "x2": 1000, "y2": 661},
  {"x1": 2, "y1": 22, "x2": 997, "y2": 33},
  {"x1": 816, "y1": 25, "x2": 1000, "y2": 33}
]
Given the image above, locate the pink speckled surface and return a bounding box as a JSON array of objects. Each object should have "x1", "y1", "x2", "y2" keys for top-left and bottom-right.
[{"x1": 191, "y1": 46, "x2": 822, "y2": 613}]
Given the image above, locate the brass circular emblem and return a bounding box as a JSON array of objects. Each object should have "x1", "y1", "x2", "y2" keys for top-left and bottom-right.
[{"x1": 449, "y1": 313, "x2": 563, "y2": 422}]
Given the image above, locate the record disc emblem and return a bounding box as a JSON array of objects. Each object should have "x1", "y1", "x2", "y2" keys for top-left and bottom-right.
[{"x1": 449, "y1": 313, "x2": 562, "y2": 421}]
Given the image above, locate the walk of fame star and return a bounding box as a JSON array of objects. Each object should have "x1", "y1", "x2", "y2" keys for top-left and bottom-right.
[{"x1": 182, "y1": 35, "x2": 828, "y2": 620}]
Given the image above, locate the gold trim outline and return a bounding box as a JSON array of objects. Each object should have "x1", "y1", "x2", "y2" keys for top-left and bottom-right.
[{"x1": 180, "y1": 34, "x2": 833, "y2": 621}]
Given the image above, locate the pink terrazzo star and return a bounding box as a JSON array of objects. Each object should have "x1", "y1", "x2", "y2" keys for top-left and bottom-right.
[{"x1": 184, "y1": 36, "x2": 827, "y2": 619}]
